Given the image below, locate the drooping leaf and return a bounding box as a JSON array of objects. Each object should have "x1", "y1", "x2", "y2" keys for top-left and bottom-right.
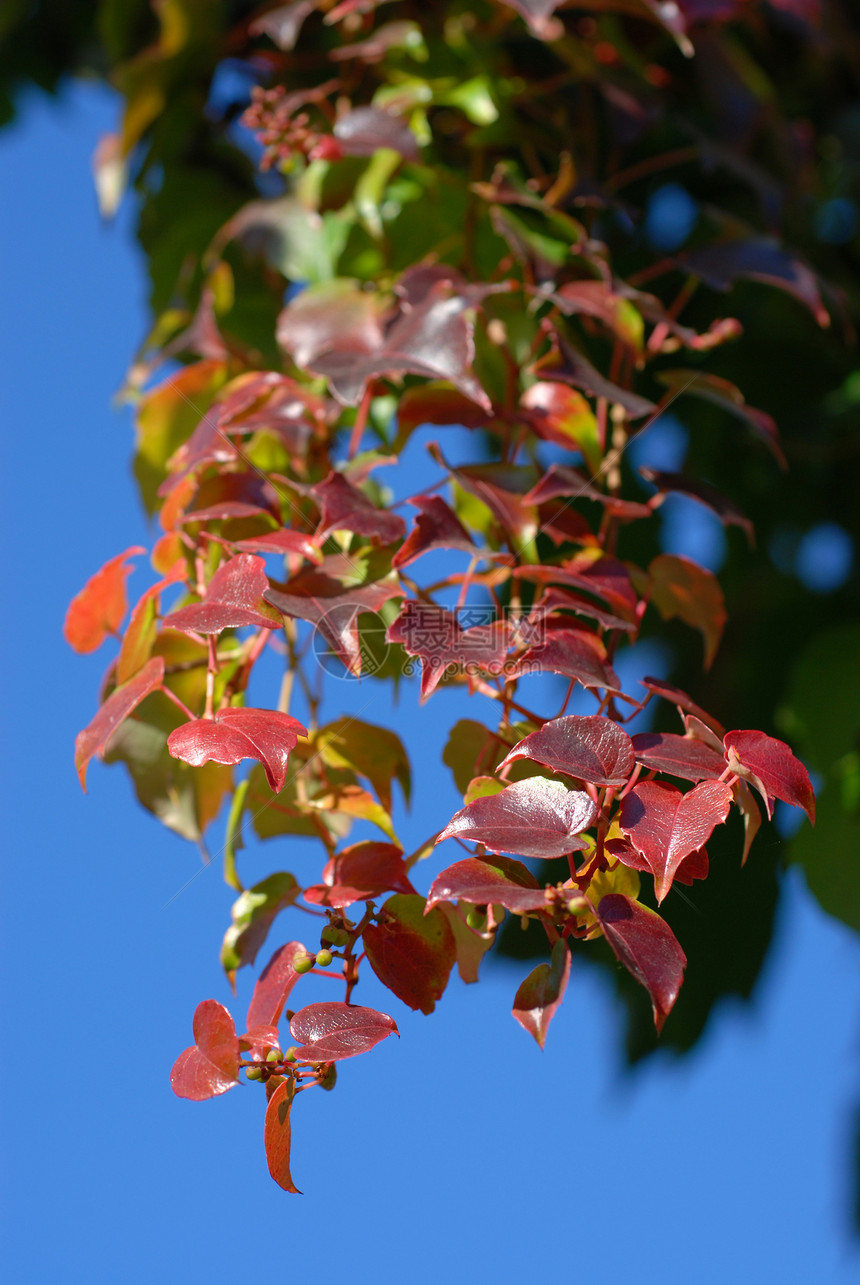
[
  {"x1": 733, "y1": 778, "x2": 763, "y2": 865},
  {"x1": 597, "y1": 894, "x2": 687, "y2": 1033},
  {"x1": 392, "y1": 495, "x2": 483, "y2": 569},
  {"x1": 437, "y1": 903, "x2": 497, "y2": 983},
  {"x1": 303, "y1": 841, "x2": 415, "y2": 908},
  {"x1": 535, "y1": 331, "x2": 656, "y2": 419},
  {"x1": 246, "y1": 941, "x2": 306, "y2": 1029},
  {"x1": 386, "y1": 599, "x2": 508, "y2": 699},
  {"x1": 220, "y1": 873, "x2": 301, "y2": 976},
  {"x1": 676, "y1": 237, "x2": 829, "y2": 327},
  {"x1": 512, "y1": 939, "x2": 571, "y2": 1049},
  {"x1": 437, "y1": 777, "x2": 597, "y2": 860},
  {"x1": 648, "y1": 553, "x2": 727, "y2": 669},
  {"x1": 75, "y1": 657, "x2": 166, "y2": 790},
  {"x1": 639, "y1": 468, "x2": 754, "y2": 543},
  {"x1": 631, "y1": 731, "x2": 727, "y2": 782},
  {"x1": 163, "y1": 554, "x2": 282, "y2": 634},
  {"x1": 501, "y1": 714, "x2": 635, "y2": 788},
  {"x1": 518, "y1": 551, "x2": 639, "y2": 625},
  {"x1": 506, "y1": 625, "x2": 622, "y2": 694},
  {"x1": 426, "y1": 854, "x2": 546, "y2": 914},
  {"x1": 620, "y1": 779, "x2": 733, "y2": 902},
  {"x1": 264, "y1": 1078, "x2": 302, "y2": 1195},
  {"x1": 288, "y1": 1002, "x2": 398, "y2": 1061},
  {"x1": 64, "y1": 546, "x2": 145, "y2": 653},
  {"x1": 315, "y1": 717, "x2": 410, "y2": 811},
  {"x1": 724, "y1": 730, "x2": 815, "y2": 822},
  {"x1": 265, "y1": 569, "x2": 401, "y2": 675},
  {"x1": 363, "y1": 894, "x2": 456, "y2": 1014},
  {"x1": 169, "y1": 1000, "x2": 240, "y2": 1101},
  {"x1": 639, "y1": 676, "x2": 726, "y2": 737},
  {"x1": 312, "y1": 470, "x2": 406, "y2": 546},
  {"x1": 167, "y1": 707, "x2": 307, "y2": 793}
]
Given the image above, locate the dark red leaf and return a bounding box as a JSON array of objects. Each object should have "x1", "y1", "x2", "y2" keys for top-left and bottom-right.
[
  {"x1": 517, "y1": 552, "x2": 638, "y2": 625},
  {"x1": 170, "y1": 1000, "x2": 240, "y2": 1100},
  {"x1": 163, "y1": 554, "x2": 282, "y2": 634},
  {"x1": 535, "y1": 586, "x2": 638, "y2": 634},
  {"x1": 620, "y1": 779, "x2": 733, "y2": 902},
  {"x1": 535, "y1": 331, "x2": 656, "y2": 420},
  {"x1": 437, "y1": 777, "x2": 597, "y2": 860},
  {"x1": 303, "y1": 841, "x2": 416, "y2": 909},
  {"x1": 501, "y1": 714, "x2": 635, "y2": 787},
  {"x1": 639, "y1": 676, "x2": 725, "y2": 737},
  {"x1": 606, "y1": 836, "x2": 709, "y2": 887},
  {"x1": 333, "y1": 106, "x2": 420, "y2": 160},
  {"x1": 676, "y1": 238, "x2": 829, "y2": 327},
  {"x1": 167, "y1": 707, "x2": 307, "y2": 793},
  {"x1": 506, "y1": 627, "x2": 622, "y2": 695},
  {"x1": 631, "y1": 731, "x2": 727, "y2": 782},
  {"x1": 264, "y1": 1078, "x2": 302, "y2": 1194},
  {"x1": 64, "y1": 546, "x2": 145, "y2": 653},
  {"x1": 396, "y1": 384, "x2": 492, "y2": 437},
  {"x1": 233, "y1": 529, "x2": 321, "y2": 562},
  {"x1": 654, "y1": 369, "x2": 785, "y2": 469},
  {"x1": 363, "y1": 894, "x2": 456, "y2": 1014},
  {"x1": 265, "y1": 565, "x2": 401, "y2": 675},
  {"x1": 288, "y1": 1002, "x2": 399, "y2": 1061},
  {"x1": 246, "y1": 941, "x2": 306, "y2": 1029},
  {"x1": 597, "y1": 894, "x2": 687, "y2": 1033},
  {"x1": 392, "y1": 495, "x2": 482, "y2": 569},
  {"x1": 648, "y1": 553, "x2": 726, "y2": 669},
  {"x1": 387, "y1": 600, "x2": 508, "y2": 699},
  {"x1": 426, "y1": 854, "x2": 547, "y2": 914},
  {"x1": 512, "y1": 939, "x2": 571, "y2": 1049},
  {"x1": 312, "y1": 471, "x2": 405, "y2": 545},
  {"x1": 723, "y1": 729, "x2": 815, "y2": 822},
  {"x1": 525, "y1": 464, "x2": 651, "y2": 521},
  {"x1": 75, "y1": 656, "x2": 166, "y2": 790},
  {"x1": 639, "y1": 468, "x2": 754, "y2": 543}
]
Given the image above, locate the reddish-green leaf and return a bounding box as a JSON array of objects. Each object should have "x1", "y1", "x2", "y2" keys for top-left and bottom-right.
[
  {"x1": 507, "y1": 626, "x2": 621, "y2": 694},
  {"x1": 233, "y1": 529, "x2": 321, "y2": 562},
  {"x1": 163, "y1": 553, "x2": 282, "y2": 634},
  {"x1": 392, "y1": 495, "x2": 482, "y2": 569},
  {"x1": 64, "y1": 546, "x2": 145, "y2": 653},
  {"x1": 264, "y1": 1078, "x2": 301, "y2": 1194},
  {"x1": 312, "y1": 470, "x2": 406, "y2": 546},
  {"x1": 597, "y1": 894, "x2": 687, "y2": 1033},
  {"x1": 75, "y1": 656, "x2": 165, "y2": 790},
  {"x1": 303, "y1": 841, "x2": 416, "y2": 909},
  {"x1": 500, "y1": 714, "x2": 635, "y2": 787},
  {"x1": 648, "y1": 553, "x2": 727, "y2": 669},
  {"x1": 265, "y1": 569, "x2": 401, "y2": 675},
  {"x1": 620, "y1": 779, "x2": 733, "y2": 902},
  {"x1": 117, "y1": 560, "x2": 185, "y2": 684},
  {"x1": 437, "y1": 777, "x2": 597, "y2": 859},
  {"x1": 631, "y1": 732, "x2": 727, "y2": 782},
  {"x1": 520, "y1": 381, "x2": 599, "y2": 465},
  {"x1": 167, "y1": 707, "x2": 307, "y2": 793},
  {"x1": 170, "y1": 1000, "x2": 240, "y2": 1100},
  {"x1": 512, "y1": 939, "x2": 571, "y2": 1049},
  {"x1": 363, "y1": 894, "x2": 456, "y2": 1014},
  {"x1": 387, "y1": 600, "x2": 508, "y2": 699},
  {"x1": 246, "y1": 941, "x2": 306, "y2": 1029},
  {"x1": 426, "y1": 854, "x2": 546, "y2": 914},
  {"x1": 724, "y1": 729, "x2": 815, "y2": 822},
  {"x1": 288, "y1": 1002, "x2": 399, "y2": 1061}
]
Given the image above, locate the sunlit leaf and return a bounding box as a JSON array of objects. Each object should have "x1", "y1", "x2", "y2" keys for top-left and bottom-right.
[
  {"x1": 500, "y1": 714, "x2": 635, "y2": 787},
  {"x1": 64, "y1": 546, "x2": 145, "y2": 654},
  {"x1": 512, "y1": 938, "x2": 571, "y2": 1049},
  {"x1": 363, "y1": 894, "x2": 456, "y2": 1013},
  {"x1": 597, "y1": 895, "x2": 687, "y2": 1033},
  {"x1": 170, "y1": 1000, "x2": 240, "y2": 1101},
  {"x1": 288, "y1": 1002, "x2": 399, "y2": 1060}
]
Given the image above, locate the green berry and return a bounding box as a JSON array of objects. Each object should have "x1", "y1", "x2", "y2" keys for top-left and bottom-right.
[
  {"x1": 466, "y1": 906, "x2": 487, "y2": 931},
  {"x1": 266, "y1": 1047, "x2": 283, "y2": 1063},
  {"x1": 246, "y1": 1065, "x2": 264, "y2": 1081},
  {"x1": 283, "y1": 1047, "x2": 298, "y2": 1063},
  {"x1": 321, "y1": 926, "x2": 349, "y2": 948},
  {"x1": 293, "y1": 953, "x2": 314, "y2": 974},
  {"x1": 315, "y1": 948, "x2": 334, "y2": 967}
]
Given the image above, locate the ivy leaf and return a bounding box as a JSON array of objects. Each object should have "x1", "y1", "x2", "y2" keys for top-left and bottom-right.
[
  {"x1": 246, "y1": 941, "x2": 306, "y2": 1029},
  {"x1": 724, "y1": 729, "x2": 815, "y2": 822},
  {"x1": 512, "y1": 939, "x2": 571, "y2": 1049},
  {"x1": 303, "y1": 841, "x2": 416, "y2": 908},
  {"x1": 507, "y1": 626, "x2": 622, "y2": 695},
  {"x1": 233, "y1": 529, "x2": 321, "y2": 562},
  {"x1": 648, "y1": 553, "x2": 727, "y2": 669},
  {"x1": 392, "y1": 495, "x2": 483, "y2": 569},
  {"x1": 64, "y1": 546, "x2": 146, "y2": 653},
  {"x1": 167, "y1": 708, "x2": 307, "y2": 793},
  {"x1": 427, "y1": 854, "x2": 546, "y2": 913},
  {"x1": 500, "y1": 714, "x2": 635, "y2": 787},
  {"x1": 265, "y1": 570, "x2": 401, "y2": 675},
  {"x1": 520, "y1": 382, "x2": 600, "y2": 469},
  {"x1": 639, "y1": 675, "x2": 725, "y2": 737},
  {"x1": 288, "y1": 1002, "x2": 399, "y2": 1061},
  {"x1": 639, "y1": 468, "x2": 754, "y2": 543},
  {"x1": 620, "y1": 779, "x2": 733, "y2": 902},
  {"x1": 315, "y1": 717, "x2": 410, "y2": 811},
  {"x1": 170, "y1": 1000, "x2": 240, "y2": 1100},
  {"x1": 163, "y1": 554, "x2": 282, "y2": 634},
  {"x1": 518, "y1": 551, "x2": 639, "y2": 625},
  {"x1": 395, "y1": 384, "x2": 492, "y2": 440},
  {"x1": 75, "y1": 657, "x2": 166, "y2": 790},
  {"x1": 597, "y1": 895, "x2": 687, "y2": 1033},
  {"x1": 363, "y1": 894, "x2": 456, "y2": 1014},
  {"x1": 312, "y1": 470, "x2": 406, "y2": 546},
  {"x1": 220, "y1": 873, "x2": 300, "y2": 977},
  {"x1": 264, "y1": 1079, "x2": 301, "y2": 1195},
  {"x1": 386, "y1": 599, "x2": 508, "y2": 699},
  {"x1": 631, "y1": 731, "x2": 727, "y2": 782},
  {"x1": 437, "y1": 778, "x2": 597, "y2": 859},
  {"x1": 116, "y1": 561, "x2": 186, "y2": 684}
]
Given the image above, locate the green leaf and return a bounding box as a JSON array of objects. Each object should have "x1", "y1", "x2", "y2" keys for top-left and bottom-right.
[
  {"x1": 315, "y1": 717, "x2": 411, "y2": 811},
  {"x1": 442, "y1": 720, "x2": 510, "y2": 795},
  {"x1": 220, "y1": 872, "x2": 300, "y2": 979}
]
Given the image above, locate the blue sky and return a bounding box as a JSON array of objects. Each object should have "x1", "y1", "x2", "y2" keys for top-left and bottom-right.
[{"x1": 2, "y1": 82, "x2": 860, "y2": 1284}]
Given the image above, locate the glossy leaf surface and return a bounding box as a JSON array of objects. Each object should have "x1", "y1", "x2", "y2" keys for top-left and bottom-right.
[
  {"x1": 170, "y1": 1000, "x2": 240, "y2": 1100},
  {"x1": 167, "y1": 708, "x2": 307, "y2": 793},
  {"x1": 264, "y1": 1079, "x2": 301, "y2": 1194},
  {"x1": 724, "y1": 730, "x2": 815, "y2": 822},
  {"x1": 631, "y1": 732, "x2": 727, "y2": 782},
  {"x1": 512, "y1": 939, "x2": 571, "y2": 1049},
  {"x1": 246, "y1": 941, "x2": 305, "y2": 1029},
  {"x1": 163, "y1": 554, "x2": 282, "y2": 634},
  {"x1": 288, "y1": 1002, "x2": 398, "y2": 1061},
  {"x1": 75, "y1": 657, "x2": 166, "y2": 789},
  {"x1": 438, "y1": 777, "x2": 597, "y2": 859},
  {"x1": 620, "y1": 779, "x2": 733, "y2": 902},
  {"x1": 501, "y1": 714, "x2": 635, "y2": 787},
  {"x1": 597, "y1": 895, "x2": 687, "y2": 1033},
  {"x1": 303, "y1": 841, "x2": 415, "y2": 908},
  {"x1": 64, "y1": 546, "x2": 145, "y2": 654},
  {"x1": 426, "y1": 854, "x2": 546, "y2": 913},
  {"x1": 220, "y1": 873, "x2": 300, "y2": 976}
]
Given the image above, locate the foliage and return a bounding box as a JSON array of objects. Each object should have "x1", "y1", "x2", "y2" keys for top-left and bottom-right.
[{"x1": 6, "y1": 0, "x2": 857, "y2": 1191}]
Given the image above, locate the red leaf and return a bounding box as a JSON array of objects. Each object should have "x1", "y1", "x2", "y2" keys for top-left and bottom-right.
[
  {"x1": 518, "y1": 552, "x2": 638, "y2": 624},
  {"x1": 426, "y1": 854, "x2": 548, "y2": 913},
  {"x1": 536, "y1": 585, "x2": 638, "y2": 634},
  {"x1": 723, "y1": 729, "x2": 815, "y2": 822},
  {"x1": 639, "y1": 676, "x2": 725, "y2": 737},
  {"x1": 639, "y1": 468, "x2": 754, "y2": 543},
  {"x1": 512, "y1": 939, "x2": 571, "y2": 1049},
  {"x1": 264, "y1": 1079, "x2": 302, "y2": 1194},
  {"x1": 233, "y1": 529, "x2": 321, "y2": 562},
  {"x1": 170, "y1": 999, "x2": 240, "y2": 1100},
  {"x1": 597, "y1": 894, "x2": 687, "y2": 1033},
  {"x1": 648, "y1": 554, "x2": 727, "y2": 669},
  {"x1": 387, "y1": 600, "x2": 508, "y2": 699},
  {"x1": 265, "y1": 567, "x2": 401, "y2": 675},
  {"x1": 363, "y1": 894, "x2": 456, "y2": 1014},
  {"x1": 75, "y1": 656, "x2": 165, "y2": 790},
  {"x1": 303, "y1": 841, "x2": 416, "y2": 909},
  {"x1": 288, "y1": 1002, "x2": 399, "y2": 1061},
  {"x1": 167, "y1": 707, "x2": 307, "y2": 793},
  {"x1": 506, "y1": 625, "x2": 622, "y2": 694},
  {"x1": 396, "y1": 384, "x2": 492, "y2": 437},
  {"x1": 238, "y1": 1024, "x2": 282, "y2": 1060},
  {"x1": 620, "y1": 779, "x2": 733, "y2": 902},
  {"x1": 501, "y1": 714, "x2": 634, "y2": 787},
  {"x1": 631, "y1": 732, "x2": 727, "y2": 782},
  {"x1": 64, "y1": 546, "x2": 145, "y2": 653},
  {"x1": 437, "y1": 777, "x2": 597, "y2": 860},
  {"x1": 392, "y1": 495, "x2": 482, "y2": 569},
  {"x1": 163, "y1": 553, "x2": 282, "y2": 634},
  {"x1": 520, "y1": 381, "x2": 598, "y2": 455},
  {"x1": 312, "y1": 470, "x2": 405, "y2": 545},
  {"x1": 246, "y1": 941, "x2": 306, "y2": 1029},
  {"x1": 676, "y1": 238, "x2": 829, "y2": 328},
  {"x1": 534, "y1": 331, "x2": 656, "y2": 420},
  {"x1": 525, "y1": 463, "x2": 651, "y2": 521},
  {"x1": 606, "y1": 837, "x2": 709, "y2": 888},
  {"x1": 654, "y1": 369, "x2": 785, "y2": 469}
]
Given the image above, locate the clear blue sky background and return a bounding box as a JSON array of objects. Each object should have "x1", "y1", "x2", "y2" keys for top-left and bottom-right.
[{"x1": 2, "y1": 82, "x2": 860, "y2": 1285}]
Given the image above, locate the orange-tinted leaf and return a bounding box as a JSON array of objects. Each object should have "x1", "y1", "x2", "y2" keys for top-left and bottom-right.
[
  {"x1": 117, "y1": 560, "x2": 186, "y2": 684},
  {"x1": 363, "y1": 894, "x2": 456, "y2": 1014},
  {"x1": 597, "y1": 894, "x2": 687, "y2": 1033},
  {"x1": 75, "y1": 656, "x2": 165, "y2": 790},
  {"x1": 64, "y1": 546, "x2": 145, "y2": 653},
  {"x1": 512, "y1": 939, "x2": 571, "y2": 1049},
  {"x1": 170, "y1": 999, "x2": 239, "y2": 1100},
  {"x1": 264, "y1": 1078, "x2": 301, "y2": 1194},
  {"x1": 648, "y1": 553, "x2": 726, "y2": 668},
  {"x1": 246, "y1": 941, "x2": 306, "y2": 1029}
]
